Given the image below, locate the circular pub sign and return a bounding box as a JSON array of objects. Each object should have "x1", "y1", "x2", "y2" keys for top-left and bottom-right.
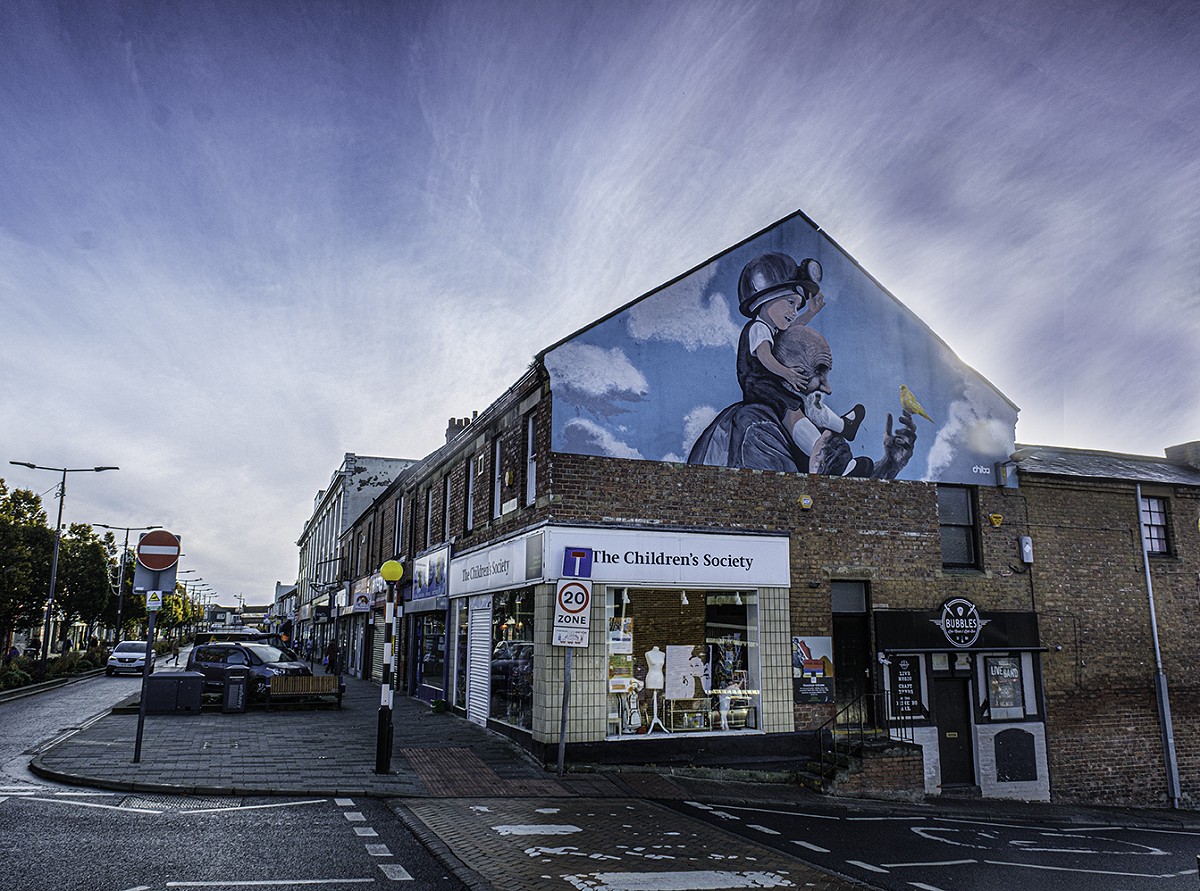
[{"x1": 933, "y1": 597, "x2": 990, "y2": 648}]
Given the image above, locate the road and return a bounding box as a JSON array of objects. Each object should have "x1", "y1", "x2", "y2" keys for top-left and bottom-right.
[
  {"x1": 667, "y1": 795, "x2": 1200, "y2": 891},
  {"x1": 0, "y1": 667, "x2": 464, "y2": 891}
]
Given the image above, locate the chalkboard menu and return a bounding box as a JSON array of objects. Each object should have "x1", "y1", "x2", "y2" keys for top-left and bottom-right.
[{"x1": 889, "y1": 655, "x2": 923, "y2": 716}]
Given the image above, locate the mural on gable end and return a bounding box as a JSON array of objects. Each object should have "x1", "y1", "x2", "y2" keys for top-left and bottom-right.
[{"x1": 542, "y1": 212, "x2": 1018, "y2": 485}]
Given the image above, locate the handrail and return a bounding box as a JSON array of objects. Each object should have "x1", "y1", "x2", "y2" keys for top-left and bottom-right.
[{"x1": 816, "y1": 688, "x2": 918, "y2": 786}]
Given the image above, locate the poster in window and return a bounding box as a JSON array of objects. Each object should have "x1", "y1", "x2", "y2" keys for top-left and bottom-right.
[
  {"x1": 608, "y1": 616, "x2": 633, "y2": 654},
  {"x1": 986, "y1": 656, "x2": 1023, "y2": 709},
  {"x1": 888, "y1": 655, "x2": 923, "y2": 716},
  {"x1": 608, "y1": 653, "x2": 634, "y2": 692},
  {"x1": 792, "y1": 636, "x2": 834, "y2": 704}
]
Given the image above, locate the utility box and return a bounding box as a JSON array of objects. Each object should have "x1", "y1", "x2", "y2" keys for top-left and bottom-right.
[
  {"x1": 144, "y1": 671, "x2": 204, "y2": 714},
  {"x1": 222, "y1": 667, "x2": 249, "y2": 714}
]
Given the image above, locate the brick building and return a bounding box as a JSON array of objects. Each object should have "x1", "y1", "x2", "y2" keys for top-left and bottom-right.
[{"x1": 335, "y1": 211, "x2": 1198, "y2": 807}]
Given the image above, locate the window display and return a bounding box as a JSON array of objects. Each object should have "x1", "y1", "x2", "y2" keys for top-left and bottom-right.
[
  {"x1": 490, "y1": 588, "x2": 534, "y2": 729},
  {"x1": 604, "y1": 588, "x2": 760, "y2": 737},
  {"x1": 415, "y1": 614, "x2": 446, "y2": 694}
]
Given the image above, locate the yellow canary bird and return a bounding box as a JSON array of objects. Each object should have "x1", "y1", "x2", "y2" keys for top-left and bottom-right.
[{"x1": 899, "y1": 385, "x2": 933, "y2": 422}]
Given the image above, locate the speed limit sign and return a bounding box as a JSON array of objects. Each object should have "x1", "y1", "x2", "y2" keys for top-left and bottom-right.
[{"x1": 552, "y1": 579, "x2": 592, "y2": 647}]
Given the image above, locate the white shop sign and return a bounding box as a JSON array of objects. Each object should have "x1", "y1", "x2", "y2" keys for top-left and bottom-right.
[{"x1": 543, "y1": 527, "x2": 789, "y2": 587}]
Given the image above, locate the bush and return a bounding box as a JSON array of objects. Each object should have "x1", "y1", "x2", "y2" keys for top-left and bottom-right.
[{"x1": 0, "y1": 667, "x2": 33, "y2": 690}]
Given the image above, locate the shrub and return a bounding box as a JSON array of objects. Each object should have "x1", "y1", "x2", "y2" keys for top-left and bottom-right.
[{"x1": 0, "y1": 668, "x2": 32, "y2": 690}]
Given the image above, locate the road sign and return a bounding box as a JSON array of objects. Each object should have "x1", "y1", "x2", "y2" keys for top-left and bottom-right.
[
  {"x1": 146, "y1": 590, "x2": 163, "y2": 612},
  {"x1": 552, "y1": 578, "x2": 592, "y2": 648},
  {"x1": 137, "y1": 530, "x2": 181, "y2": 571}
]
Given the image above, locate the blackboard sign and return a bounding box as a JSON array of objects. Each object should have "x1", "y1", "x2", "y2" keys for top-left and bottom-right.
[
  {"x1": 986, "y1": 656, "x2": 1023, "y2": 709},
  {"x1": 889, "y1": 655, "x2": 922, "y2": 716}
]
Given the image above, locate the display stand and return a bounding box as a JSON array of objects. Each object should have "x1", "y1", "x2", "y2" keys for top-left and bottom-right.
[{"x1": 647, "y1": 689, "x2": 669, "y2": 734}]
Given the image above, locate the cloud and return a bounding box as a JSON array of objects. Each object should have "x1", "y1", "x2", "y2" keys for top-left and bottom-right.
[
  {"x1": 625, "y1": 267, "x2": 739, "y2": 351},
  {"x1": 543, "y1": 342, "x2": 649, "y2": 418},
  {"x1": 925, "y1": 378, "x2": 1016, "y2": 481},
  {"x1": 561, "y1": 418, "x2": 642, "y2": 460}
]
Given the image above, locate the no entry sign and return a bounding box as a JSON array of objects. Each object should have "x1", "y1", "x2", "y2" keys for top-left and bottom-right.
[{"x1": 137, "y1": 530, "x2": 181, "y2": 571}]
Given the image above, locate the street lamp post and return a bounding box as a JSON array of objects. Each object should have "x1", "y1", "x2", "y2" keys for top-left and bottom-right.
[
  {"x1": 376, "y1": 560, "x2": 404, "y2": 773},
  {"x1": 9, "y1": 462, "x2": 118, "y2": 666},
  {"x1": 94, "y1": 523, "x2": 161, "y2": 643}
]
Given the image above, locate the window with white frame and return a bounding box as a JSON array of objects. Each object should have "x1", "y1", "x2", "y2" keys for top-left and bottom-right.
[
  {"x1": 464, "y1": 457, "x2": 475, "y2": 532},
  {"x1": 1140, "y1": 495, "x2": 1171, "y2": 555},
  {"x1": 392, "y1": 497, "x2": 404, "y2": 557},
  {"x1": 525, "y1": 414, "x2": 537, "y2": 506},
  {"x1": 491, "y1": 437, "x2": 503, "y2": 519}
]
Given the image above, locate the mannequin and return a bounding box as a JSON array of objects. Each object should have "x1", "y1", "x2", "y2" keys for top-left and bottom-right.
[{"x1": 644, "y1": 647, "x2": 668, "y2": 733}]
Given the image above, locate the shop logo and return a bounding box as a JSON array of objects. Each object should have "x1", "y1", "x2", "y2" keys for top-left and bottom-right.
[{"x1": 932, "y1": 597, "x2": 990, "y2": 648}]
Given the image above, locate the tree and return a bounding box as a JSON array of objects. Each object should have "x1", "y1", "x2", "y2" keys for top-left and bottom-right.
[
  {"x1": 0, "y1": 480, "x2": 54, "y2": 651},
  {"x1": 55, "y1": 523, "x2": 114, "y2": 644}
]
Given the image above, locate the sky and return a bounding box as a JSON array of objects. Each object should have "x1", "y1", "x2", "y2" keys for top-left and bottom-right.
[{"x1": 2, "y1": 0, "x2": 1197, "y2": 606}]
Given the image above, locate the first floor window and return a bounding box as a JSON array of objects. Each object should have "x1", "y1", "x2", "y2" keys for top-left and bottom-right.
[
  {"x1": 937, "y1": 485, "x2": 978, "y2": 568},
  {"x1": 1140, "y1": 495, "x2": 1170, "y2": 555}
]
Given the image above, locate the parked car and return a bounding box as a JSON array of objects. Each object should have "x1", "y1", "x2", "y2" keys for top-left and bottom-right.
[
  {"x1": 106, "y1": 640, "x2": 154, "y2": 676},
  {"x1": 185, "y1": 642, "x2": 311, "y2": 699}
]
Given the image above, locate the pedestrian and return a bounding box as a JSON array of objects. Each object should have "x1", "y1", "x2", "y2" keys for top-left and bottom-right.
[
  {"x1": 3, "y1": 645, "x2": 17, "y2": 665},
  {"x1": 325, "y1": 640, "x2": 337, "y2": 674},
  {"x1": 170, "y1": 639, "x2": 180, "y2": 666}
]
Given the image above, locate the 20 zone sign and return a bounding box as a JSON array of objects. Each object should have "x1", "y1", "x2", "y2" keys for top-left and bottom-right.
[{"x1": 553, "y1": 579, "x2": 592, "y2": 648}]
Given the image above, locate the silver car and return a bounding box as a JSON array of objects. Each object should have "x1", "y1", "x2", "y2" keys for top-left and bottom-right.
[{"x1": 106, "y1": 640, "x2": 153, "y2": 676}]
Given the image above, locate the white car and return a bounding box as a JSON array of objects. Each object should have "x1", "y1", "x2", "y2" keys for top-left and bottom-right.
[{"x1": 106, "y1": 640, "x2": 154, "y2": 676}]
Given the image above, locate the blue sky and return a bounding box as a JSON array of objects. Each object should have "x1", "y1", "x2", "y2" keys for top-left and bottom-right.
[{"x1": 2, "y1": 0, "x2": 1197, "y2": 604}]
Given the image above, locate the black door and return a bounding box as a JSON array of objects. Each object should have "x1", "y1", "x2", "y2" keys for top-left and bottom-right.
[
  {"x1": 833, "y1": 613, "x2": 872, "y2": 724},
  {"x1": 934, "y1": 676, "x2": 975, "y2": 785}
]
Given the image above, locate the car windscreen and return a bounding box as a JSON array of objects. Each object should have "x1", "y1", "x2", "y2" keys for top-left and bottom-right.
[
  {"x1": 115, "y1": 642, "x2": 147, "y2": 653},
  {"x1": 242, "y1": 643, "x2": 289, "y2": 664}
]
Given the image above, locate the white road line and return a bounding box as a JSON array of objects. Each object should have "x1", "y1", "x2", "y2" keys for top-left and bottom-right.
[
  {"x1": 694, "y1": 803, "x2": 841, "y2": 821},
  {"x1": 748, "y1": 824, "x2": 781, "y2": 835},
  {"x1": 882, "y1": 859, "x2": 977, "y2": 868},
  {"x1": 345, "y1": 811, "x2": 367, "y2": 822},
  {"x1": 909, "y1": 883, "x2": 950, "y2": 890},
  {"x1": 355, "y1": 827, "x2": 379, "y2": 837},
  {"x1": 847, "y1": 860, "x2": 889, "y2": 873},
  {"x1": 336, "y1": 798, "x2": 355, "y2": 806},
  {"x1": 167, "y1": 881, "x2": 376, "y2": 887},
  {"x1": 186, "y1": 799, "x2": 326, "y2": 814},
  {"x1": 118, "y1": 886, "x2": 153, "y2": 891},
  {"x1": 365, "y1": 844, "x2": 392, "y2": 857},
  {"x1": 793, "y1": 841, "x2": 830, "y2": 852},
  {"x1": 982, "y1": 859, "x2": 1178, "y2": 878},
  {"x1": 847, "y1": 816, "x2": 924, "y2": 821},
  {"x1": 378, "y1": 864, "x2": 413, "y2": 881},
  {"x1": 21, "y1": 796, "x2": 160, "y2": 814}
]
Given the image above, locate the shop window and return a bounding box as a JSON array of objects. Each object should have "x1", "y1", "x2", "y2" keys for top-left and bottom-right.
[
  {"x1": 490, "y1": 589, "x2": 534, "y2": 730},
  {"x1": 415, "y1": 613, "x2": 446, "y2": 694},
  {"x1": 604, "y1": 588, "x2": 760, "y2": 737},
  {"x1": 1140, "y1": 495, "x2": 1171, "y2": 556},
  {"x1": 984, "y1": 655, "x2": 1025, "y2": 721},
  {"x1": 451, "y1": 600, "x2": 469, "y2": 710},
  {"x1": 937, "y1": 485, "x2": 979, "y2": 568}
]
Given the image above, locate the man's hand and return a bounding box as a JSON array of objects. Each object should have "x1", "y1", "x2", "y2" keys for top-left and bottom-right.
[{"x1": 873, "y1": 410, "x2": 917, "y2": 479}]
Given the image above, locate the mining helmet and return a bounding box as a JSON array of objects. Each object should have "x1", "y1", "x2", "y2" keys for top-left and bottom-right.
[{"x1": 737, "y1": 253, "x2": 823, "y2": 318}]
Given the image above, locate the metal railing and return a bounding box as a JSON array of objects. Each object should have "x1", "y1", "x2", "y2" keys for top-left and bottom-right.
[{"x1": 816, "y1": 688, "x2": 920, "y2": 787}]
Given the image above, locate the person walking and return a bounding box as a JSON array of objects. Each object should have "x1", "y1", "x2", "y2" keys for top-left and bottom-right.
[{"x1": 170, "y1": 639, "x2": 180, "y2": 666}]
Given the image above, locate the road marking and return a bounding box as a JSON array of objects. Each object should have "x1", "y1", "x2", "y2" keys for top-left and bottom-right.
[
  {"x1": 882, "y1": 859, "x2": 977, "y2": 868},
  {"x1": 792, "y1": 841, "x2": 829, "y2": 852},
  {"x1": 560, "y1": 870, "x2": 798, "y2": 889},
  {"x1": 365, "y1": 844, "x2": 392, "y2": 857},
  {"x1": 336, "y1": 798, "x2": 355, "y2": 806},
  {"x1": 492, "y1": 824, "x2": 582, "y2": 835},
  {"x1": 187, "y1": 799, "x2": 325, "y2": 814},
  {"x1": 847, "y1": 860, "x2": 889, "y2": 873},
  {"x1": 909, "y1": 884, "x2": 950, "y2": 890},
  {"x1": 355, "y1": 827, "x2": 379, "y2": 837},
  {"x1": 345, "y1": 811, "x2": 367, "y2": 822},
  {"x1": 167, "y1": 881, "x2": 376, "y2": 887},
  {"x1": 982, "y1": 859, "x2": 1178, "y2": 878},
  {"x1": 748, "y1": 824, "x2": 781, "y2": 835},
  {"x1": 378, "y1": 864, "x2": 413, "y2": 881},
  {"x1": 21, "y1": 796, "x2": 160, "y2": 814}
]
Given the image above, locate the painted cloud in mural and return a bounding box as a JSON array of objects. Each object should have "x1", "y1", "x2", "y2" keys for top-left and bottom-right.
[{"x1": 542, "y1": 212, "x2": 1019, "y2": 486}]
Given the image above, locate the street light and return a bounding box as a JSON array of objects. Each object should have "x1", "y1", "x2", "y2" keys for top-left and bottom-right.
[
  {"x1": 9, "y1": 461, "x2": 118, "y2": 666},
  {"x1": 376, "y1": 559, "x2": 404, "y2": 773},
  {"x1": 93, "y1": 522, "x2": 161, "y2": 643}
]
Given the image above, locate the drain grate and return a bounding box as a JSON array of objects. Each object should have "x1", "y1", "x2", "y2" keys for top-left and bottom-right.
[{"x1": 120, "y1": 794, "x2": 241, "y2": 811}]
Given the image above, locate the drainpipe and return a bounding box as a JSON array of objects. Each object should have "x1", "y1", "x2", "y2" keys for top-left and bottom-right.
[{"x1": 1137, "y1": 483, "x2": 1180, "y2": 808}]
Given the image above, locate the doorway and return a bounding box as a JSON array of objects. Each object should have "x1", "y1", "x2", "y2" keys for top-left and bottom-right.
[
  {"x1": 934, "y1": 676, "x2": 975, "y2": 786},
  {"x1": 832, "y1": 581, "x2": 873, "y2": 725}
]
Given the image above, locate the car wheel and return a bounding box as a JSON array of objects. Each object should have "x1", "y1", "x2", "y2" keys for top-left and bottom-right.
[{"x1": 105, "y1": 667, "x2": 114, "y2": 676}]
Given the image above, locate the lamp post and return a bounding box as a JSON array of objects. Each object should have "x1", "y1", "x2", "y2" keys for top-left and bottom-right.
[
  {"x1": 376, "y1": 559, "x2": 404, "y2": 773},
  {"x1": 94, "y1": 523, "x2": 161, "y2": 643},
  {"x1": 9, "y1": 461, "x2": 118, "y2": 666}
]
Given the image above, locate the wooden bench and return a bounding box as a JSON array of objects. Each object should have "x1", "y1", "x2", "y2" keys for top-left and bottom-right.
[{"x1": 266, "y1": 674, "x2": 343, "y2": 710}]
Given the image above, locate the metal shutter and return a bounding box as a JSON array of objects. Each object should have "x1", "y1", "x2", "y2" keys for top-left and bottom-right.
[
  {"x1": 467, "y1": 595, "x2": 492, "y2": 726},
  {"x1": 370, "y1": 610, "x2": 385, "y2": 682}
]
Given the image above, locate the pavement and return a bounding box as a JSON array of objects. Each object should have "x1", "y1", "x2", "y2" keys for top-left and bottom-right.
[{"x1": 23, "y1": 666, "x2": 1200, "y2": 891}]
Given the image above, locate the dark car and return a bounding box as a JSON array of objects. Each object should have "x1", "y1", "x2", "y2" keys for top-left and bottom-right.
[{"x1": 186, "y1": 642, "x2": 311, "y2": 699}]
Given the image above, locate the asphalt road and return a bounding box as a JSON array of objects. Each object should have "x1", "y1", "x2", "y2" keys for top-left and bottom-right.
[{"x1": 666, "y1": 796, "x2": 1200, "y2": 891}]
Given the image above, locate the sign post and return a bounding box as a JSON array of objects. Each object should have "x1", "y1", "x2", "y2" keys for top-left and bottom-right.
[
  {"x1": 132, "y1": 530, "x2": 179, "y2": 764},
  {"x1": 554, "y1": 548, "x2": 593, "y2": 778}
]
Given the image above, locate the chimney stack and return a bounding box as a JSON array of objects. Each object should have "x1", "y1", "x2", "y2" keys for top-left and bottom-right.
[{"x1": 446, "y1": 416, "x2": 471, "y2": 443}]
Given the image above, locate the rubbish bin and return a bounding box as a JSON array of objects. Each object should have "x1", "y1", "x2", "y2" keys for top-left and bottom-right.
[
  {"x1": 222, "y1": 667, "x2": 249, "y2": 714},
  {"x1": 144, "y1": 671, "x2": 206, "y2": 714}
]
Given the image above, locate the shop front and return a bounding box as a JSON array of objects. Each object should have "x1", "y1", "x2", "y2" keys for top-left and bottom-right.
[
  {"x1": 407, "y1": 545, "x2": 450, "y2": 703},
  {"x1": 449, "y1": 525, "x2": 794, "y2": 751},
  {"x1": 875, "y1": 598, "x2": 1049, "y2": 800}
]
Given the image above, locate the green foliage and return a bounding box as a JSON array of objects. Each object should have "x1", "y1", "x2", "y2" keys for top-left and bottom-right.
[
  {"x1": 0, "y1": 666, "x2": 32, "y2": 690},
  {"x1": 56, "y1": 523, "x2": 114, "y2": 631},
  {"x1": 0, "y1": 480, "x2": 54, "y2": 648}
]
